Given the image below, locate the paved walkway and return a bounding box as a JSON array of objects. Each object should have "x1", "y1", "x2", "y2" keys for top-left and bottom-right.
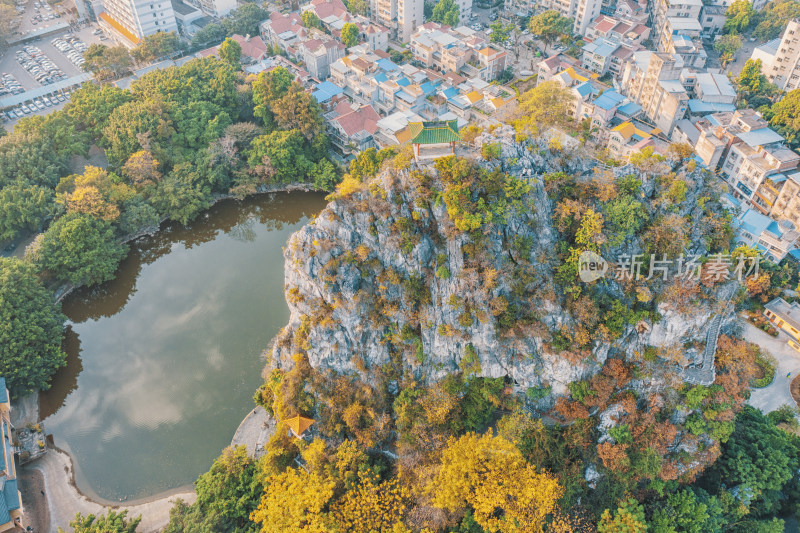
[
  {"x1": 25, "y1": 448, "x2": 196, "y2": 533},
  {"x1": 231, "y1": 406, "x2": 275, "y2": 459},
  {"x1": 741, "y1": 320, "x2": 800, "y2": 414}
]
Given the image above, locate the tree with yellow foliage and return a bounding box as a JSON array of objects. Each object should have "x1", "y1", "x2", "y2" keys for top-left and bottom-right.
[
  {"x1": 330, "y1": 471, "x2": 407, "y2": 532},
  {"x1": 250, "y1": 468, "x2": 335, "y2": 533},
  {"x1": 597, "y1": 498, "x2": 648, "y2": 533},
  {"x1": 513, "y1": 81, "x2": 575, "y2": 135},
  {"x1": 65, "y1": 186, "x2": 120, "y2": 221},
  {"x1": 427, "y1": 432, "x2": 562, "y2": 532}
]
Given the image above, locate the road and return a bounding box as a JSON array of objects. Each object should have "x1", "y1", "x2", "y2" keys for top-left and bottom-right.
[{"x1": 743, "y1": 320, "x2": 800, "y2": 415}]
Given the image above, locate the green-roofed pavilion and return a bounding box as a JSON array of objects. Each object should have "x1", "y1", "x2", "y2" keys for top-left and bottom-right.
[{"x1": 408, "y1": 120, "x2": 461, "y2": 160}]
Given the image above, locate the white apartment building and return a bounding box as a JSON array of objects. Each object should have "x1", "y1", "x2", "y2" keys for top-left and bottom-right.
[
  {"x1": 537, "y1": 0, "x2": 603, "y2": 36},
  {"x1": 192, "y1": 0, "x2": 235, "y2": 17},
  {"x1": 752, "y1": 19, "x2": 800, "y2": 92},
  {"x1": 100, "y1": 0, "x2": 178, "y2": 43},
  {"x1": 620, "y1": 51, "x2": 689, "y2": 135},
  {"x1": 371, "y1": 0, "x2": 423, "y2": 42}
]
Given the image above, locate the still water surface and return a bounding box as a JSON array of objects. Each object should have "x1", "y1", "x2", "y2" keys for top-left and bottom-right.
[{"x1": 39, "y1": 192, "x2": 326, "y2": 501}]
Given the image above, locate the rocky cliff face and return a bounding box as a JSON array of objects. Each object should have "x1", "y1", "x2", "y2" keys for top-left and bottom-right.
[{"x1": 268, "y1": 132, "x2": 735, "y2": 402}]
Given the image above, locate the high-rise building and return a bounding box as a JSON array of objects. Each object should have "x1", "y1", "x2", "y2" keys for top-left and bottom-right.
[
  {"x1": 372, "y1": 0, "x2": 423, "y2": 42},
  {"x1": 99, "y1": 0, "x2": 178, "y2": 44},
  {"x1": 758, "y1": 19, "x2": 800, "y2": 92},
  {"x1": 537, "y1": 0, "x2": 602, "y2": 36},
  {"x1": 620, "y1": 51, "x2": 689, "y2": 135}
]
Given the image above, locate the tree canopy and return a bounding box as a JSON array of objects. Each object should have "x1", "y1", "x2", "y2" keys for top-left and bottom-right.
[
  {"x1": 341, "y1": 22, "x2": 359, "y2": 48},
  {"x1": 0, "y1": 258, "x2": 66, "y2": 396},
  {"x1": 430, "y1": 0, "x2": 460, "y2": 26},
  {"x1": 59, "y1": 511, "x2": 141, "y2": 533},
  {"x1": 219, "y1": 37, "x2": 242, "y2": 67},
  {"x1": 528, "y1": 10, "x2": 573, "y2": 50}
]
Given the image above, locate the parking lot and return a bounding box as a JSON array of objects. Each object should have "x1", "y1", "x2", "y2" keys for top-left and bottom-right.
[
  {"x1": 12, "y1": 0, "x2": 74, "y2": 41},
  {"x1": 0, "y1": 24, "x2": 106, "y2": 127}
]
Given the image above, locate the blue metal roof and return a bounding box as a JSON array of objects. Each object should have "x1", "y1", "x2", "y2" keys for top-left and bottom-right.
[
  {"x1": 419, "y1": 81, "x2": 437, "y2": 96},
  {"x1": 0, "y1": 378, "x2": 6, "y2": 404},
  {"x1": 789, "y1": 249, "x2": 800, "y2": 260},
  {"x1": 738, "y1": 127, "x2": 784, "y2": 147},
  {"x1": 374, "y1": 72, "x2": 388, "y2": 83},
  {"x1": 574, "y1": 81, "x2": 594, "y2": 98},
  {"x1": 311, "y1": 81, "x2": 344, "y2": 103},
  {"x1": 688, "y1": 99, "x2": 736, "y2": 114},
  {"x1": 594, "y1": 90, "x2": 624, "y2": 111},
  {"x1": 396, "y1": 77, "x2": 411, "y2": 87},
  {"x1": 617, "y1": 102, "x2": 642, "y2": 116},
  {"x1": 376, "y1": 58, "x2": 400, "y2": 71},
  {"x1": 738, "y1": 208, "x2": 771, "y2": 237},
  {"x1": 397, "y1": 91, "x2": 416, "y2": 103},
  {"x1": 443, "y1": 87, "x2": 459, "y2": 99}
]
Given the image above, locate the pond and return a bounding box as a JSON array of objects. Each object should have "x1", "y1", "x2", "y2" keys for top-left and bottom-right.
[{"x1": 39, "y1": 192, "x2": 327, "y2": 502}]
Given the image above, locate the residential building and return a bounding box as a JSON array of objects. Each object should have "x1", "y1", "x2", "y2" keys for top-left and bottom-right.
[
  {"x1": 699, "y1": 4, "x2": 726, "y2": 37},
  {"x1": 184, "y1": 0, "x2": 234, "y2": 17},
  {"x1": 620, "y1": 51, "x2": 689, "y2": 135},
  {"x1": 371, "y1": 0, "x2": 423, "y2": 42},
  {"x1": 410, "y1": 24, "x2": 506, "y2": 81},
  {"x1": 0, "y1": 377, "x2": 23, "y2": 533},
  {"x1": 607, "y1": 119, "x2": 667, "y2": 159},
  {"x1": 537, "y1": 0, "x2": 603, "y2": 36},
  {"x1": 326, "y1": 102, "x2": 381, "y2": 156},
  {"x1": 764, "y1": 297, "x2": 800, "y2": 340},
  {"x1": 735, "y1": 209, "x2": 800, "y2": 262},
  {"x1": 261, "y1": 12, "x2": 305, "y2": 50},
  {"x1": 613, "y1": 0, "x2": 648, "y2": 24},
  {"x1": 584, "y1": 15, "x2": 650, "y2": 44},
  {"x1": 770, "y1": 171, "x2": 800, "y2": 229},
  {"x1": 364, "y1": 24, "x2": 390, "y2": 51},
  {"x1": 298, "y1": 37, "x2": 346, "y2": 79},
  {"x1": 758, "y1": 19, "x2": 800, "y2": 92},
  {"x1": 98, "y1": 0, "x2": 178, "y2": 44}
]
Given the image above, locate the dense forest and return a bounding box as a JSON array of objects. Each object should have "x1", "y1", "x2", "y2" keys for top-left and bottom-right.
[{"x1": 0, "y1": 58, "x2": 339, "y2": 395}]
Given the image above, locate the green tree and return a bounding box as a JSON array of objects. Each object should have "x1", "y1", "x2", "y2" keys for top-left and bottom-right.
[
  {"x1": 341, "y1": 22, "x2": 359, "y2": 47},
  {"x1": 152, "y1": 162, "x2": 214, "y2": 225},
  {"x1": 528, "y1": 10, "x2": 573, "y2": 51},
  {"x1": 59, "y1": 511, "x2": 141, "y2": 533},
  {"x1": 0, "y1": 183, "x2": 54, "y2": 241},
  {"x1": 301, "y1": 11, "x2": 322, "y2": 29},
  {"x1": 714, "y1": 34, "x2": 742, "y2": 66},
  {"x1": 735, "y1": 59, "x2": 779, "y2": 108},
  {"x1": 430, "y1": 0, "x2": 460, "y2": 26},
  {"x1": 753, "y1": 0, "x2": 800, "y2": 41},
  {"x1": 598, "y1": 499, "x2": 648, "y2": 533},
  {"x1": 0, "y1": 258, "x2": 66, "y2": 396},
  {"x1": 165, "y1": 446, "x2": 262, "y2": 533},
  {"x1": 248, "y1": 129, "x2": 315, "y2": 183},
  {"x1": 191, "y1": 22, "x2": 226, "y2": 47},
  {"x1": 222, "y1": 3, "x2": 268, "y2": 37},
  {"x1": 272, "y1": 84, "x2": 325, "y2": 140},
  {"x1": 219, "y1": 37, "x2": 242, "y2": 67},
  {"x1": 649, "y1": 489, "x2": 725, "y2": 533},
  {"x1": 763, "y1": 88, "x2": 800, "y2": 149},
  {"x1": 252, "y1": 66, "x2": 293, "y2": 128},
  {"x1": 37, "y1": 213, "x2": 128, "y2": 287},
  {"x1": 489, "y1": 21, "x2": 515, "y2": 43},
  {"x1": 131, "y1": 31, "x2": 183, "y2": 63},
  {"x1": 702, "y1": 406, "x2": 799, "y2": 516},
  {"x1": 723, "y1": 0, "x2": 756, "y2": 34},
  {"x1": 83, "y1": 44, "x2": 133, "y2": 81}
]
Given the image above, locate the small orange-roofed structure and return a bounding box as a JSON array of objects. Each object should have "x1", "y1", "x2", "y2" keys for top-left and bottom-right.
[{"x1": 285, "y1": 414, "x2": 315, "y2": 438}]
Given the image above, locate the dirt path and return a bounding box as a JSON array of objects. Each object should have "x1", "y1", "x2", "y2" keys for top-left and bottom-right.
[
  {"x1": 25, "y1": 448, "x2": 196, "y2": 533},
  {"x1": 230, "y1": 406, "x2": 275, "y2": 459},
  {"x1": 19, "y1": 466, "x2": 49, "y2": 533}
]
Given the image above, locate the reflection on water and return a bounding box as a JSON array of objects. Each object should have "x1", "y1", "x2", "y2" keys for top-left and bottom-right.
[{"x1": 39, "y1": 192, "x2": 326, "y2": 501}]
